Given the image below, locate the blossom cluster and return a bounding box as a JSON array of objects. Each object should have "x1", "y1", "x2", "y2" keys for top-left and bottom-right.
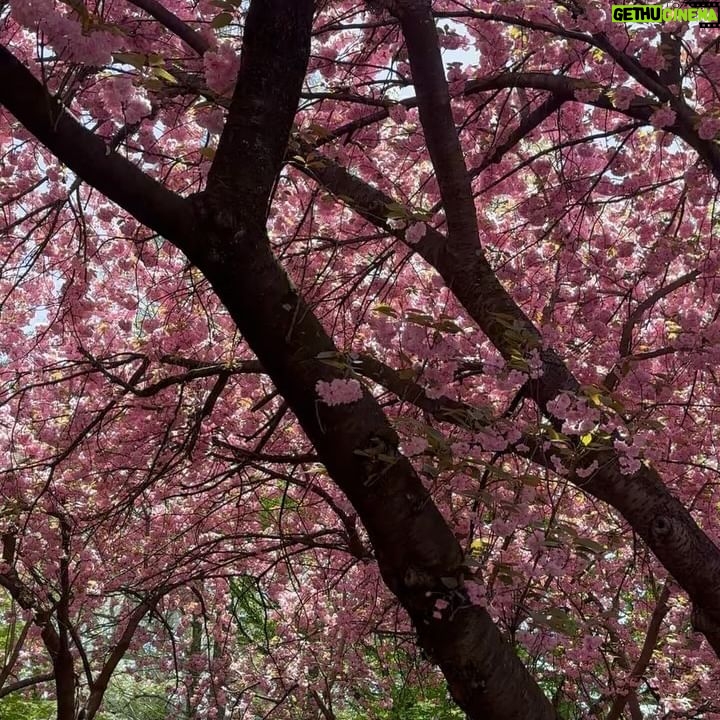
[{"x1": 315, "y1": 378, "x2": 364, "y2": 406}]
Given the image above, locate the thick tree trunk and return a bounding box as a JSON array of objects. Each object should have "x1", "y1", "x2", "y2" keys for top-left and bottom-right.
[{"x1": 5, "y1": 0, "x2": 718, "y2": 713}]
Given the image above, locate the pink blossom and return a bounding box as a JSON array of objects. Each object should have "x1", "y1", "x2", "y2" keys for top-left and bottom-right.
[
  {"x1": 196, "y1": 107, "x2": 227, "y2": 135},
  {"x1": 316, "y1": 378, "x2": 364, "y2": 406},
  {"x1": 405, "y1": 222, "x2": 427, "y2": 245},
  {"x1": 613, "y1": 87, "x2": 635, "y2": 110},
  {"x1": 574, "y1": 88, "x2": 601, "y2": 103},
  {"x1": 124, "y1": 96, "x2": 152, "y2": 125},
  {"x1": 10, "y1": 0, "x2": 53, "y2": 26},
  {"x1": 576, "y1": 460, "x2": 599, "y2": 479},
  {"x1": 640, "y1": 46, "x2": 666, "y2": 72},
  {"x1": 465, "y1": 581, "x2": 486, "y2": 606},
  {"x1": 388, "y1": 103, "x2": 407, "y2": 125},
  {"x1": 4, "y1": 5, "x2": 720, "y2": 712},
  {"x1": 400, "y1": 435, "x2": 428, "y2": 456},
  {"x1": 204, "y1": 44, "x2": 241, "y2": 94},
  {"x1": 698, "y1": 115, "x2": 720, "y2": 140},
  {"x1": 649, "y1": 106, "x2": 677, "y2": 129}
]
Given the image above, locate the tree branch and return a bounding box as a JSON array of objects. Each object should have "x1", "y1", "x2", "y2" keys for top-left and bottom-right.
[
  {"x1": 391, "y1": 0, "x2": 479, "y2": 247},
  {"x1": 204, "y1": 0, "x2": 314, "y2": 214},
  {"x1": 294, "y1": 126, "x2": 720, "y2": 651},
  {"x1": 85, "y1": 598, "x2": 158, "y2": 719},
  {"x1": 185, "y1": 1, "x2": 558, "y2": 716},
  {"x1": 606, "y1": 584, "x2": 671, "y2": 720},
  {"x1": 0, "y1": 672, "x2": 55, "y2": 699},
  {"x1": 605, "y1": 270, "x2": 700, "y2": 390},
  {"x1": 0, "y1": 44, "x2": 196, "y2": 256},
  {"x1": 127, "y1": 0, "x2": 210, "y2": 55},
  {"x1": 464, "y1": 71, "x2": 720, "y2": 179}
]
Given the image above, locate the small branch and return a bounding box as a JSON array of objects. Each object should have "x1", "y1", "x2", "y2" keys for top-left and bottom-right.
[
  {"x1": 311, "y1": 689, "x2": 337, "y2": 720},
  {"x1": 606, "y1": 584, "x2": 671, "y2": 720},
  {"x1": 605, "y1": 270, "x2": 699, "y2": 390},
  {"x1": 81, "y1": 351, "x2": 262, "y2": 397},
  {"x1": 0, "y1": 618, "x2": 32, "y2": 690},
  {"x1": 0, "y1": 44, "x2": 196, "y2": 258},
  {"x1": 391, "y1": 0, "x2": 480, "y2": 248},
  {"x1": 353, "y1": 353, "x2": 494, "y2": 429},
  {"x1": 480, "y1": 95, "x2": 563, "y2": 169},
  {"x1": 85, "y1": 597, "x2": 158, "y2": 719},
  {"x1": 127, "y1": 0, "x2": 210, "y2": 55},
  {"x1": 0, "y1": 672, "x2": 55, "y2": 698}
]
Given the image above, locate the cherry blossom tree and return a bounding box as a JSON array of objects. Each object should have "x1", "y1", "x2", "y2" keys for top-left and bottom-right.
[{"x1": 2, "y1": 0, "x2": 720, "y2": 718}]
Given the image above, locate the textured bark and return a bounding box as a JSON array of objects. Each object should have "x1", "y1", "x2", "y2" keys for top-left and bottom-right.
[
  {"x1": 0, "y1": 3, "x2": 559, "y2": 719},
  {"x1": 0, "y1": 46, "x2": 195, "y2": 250},
  {"x1": 187, "y1": 2, "x2": 556, "y2": 716},
  {"x1": 302, "y1": 0, "x2": 720, "y2": 653},
  {"x1": 55, "y1": 518, "x2": 76, "y2": 720},
  {"x1": 300, "y1": 129, "x2": 720, "y2": 648}
]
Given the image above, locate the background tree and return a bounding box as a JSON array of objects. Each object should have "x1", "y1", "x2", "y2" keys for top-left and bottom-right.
[{"x1": 2, "y1": 0, "x2": 720, "y2": 718}]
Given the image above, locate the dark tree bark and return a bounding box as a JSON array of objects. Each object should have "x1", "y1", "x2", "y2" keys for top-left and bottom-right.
[
  {"x1": 0, "y1": 3, "x2": 558, "y2": 719},
  {"x1": 5, "y1": 0, "x2": 720, "y2": 715}
]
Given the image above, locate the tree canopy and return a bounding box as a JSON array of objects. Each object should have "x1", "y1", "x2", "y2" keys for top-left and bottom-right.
[{"x1": 2, "y1": 1, "x2": 720, "y2": 718}]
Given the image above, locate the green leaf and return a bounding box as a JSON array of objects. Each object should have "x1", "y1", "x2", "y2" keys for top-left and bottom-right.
[
  {"x1": 373, "y1": 304, "x2": 398, "y2": 318},
  {"x1": 305, "y1": 123, "x2": 332, "y2": 139},
  {"x1": 112, "y1": 51, "x2": 147, "y2": 69},
  {"x1": 396, "y1": 367, "x2": 417, "y2": 380},
  {"x1": 150, "y1": 66, "x2": 178, "y2": 84},
  {"x1": 405, "y1": 311, "x2": 434, "y2": 327},
  {"x1": 316, "y1": 350, "x2": 349, "y2": 369},
  {"x1": 211, "y1": 11, "x2": 234, "y2": 28},
  {"x1": 574, "y1": 537, "x2": 605, "y2": 554},
  {"x1": 530, "y1": 608, "x2": 579, "y2": 636},
  {"x1": 434, "y1": 318, "x2": 462, "y2": 333},
  {"x1": 485, "y1": 465, "x2": 516, "y2": 481},
  {"x1": 494, "y1": 562, "x2": 518, "y2": 584},
  {"x1": 146, "y1": 53, "x2": 164, "y2": 66},
  {"x1": 454, "y1": 488, "x2": 494, "y2": 505},
  {"x1": 142, "y1": 77, "x2": 165, "y2": 92},
  {"x1": 385, "y1": 201, "x2": 411, "y2": 219}
]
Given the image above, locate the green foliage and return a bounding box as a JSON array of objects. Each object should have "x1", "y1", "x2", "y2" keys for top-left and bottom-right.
[
  {"x1": 0, "y1": 694, "x2": 55, "y2": 720},
  {"x1": 96, "y1": 674, "x2": 170, "y2": 720},
  {"x1": 335, "y1": 642, "x2": 464, "y2": 720},
  {"x1": 0, "y1": 591, "x2": 53, "y2": 720},
  {"x1": 338, "y1": 674, "x2": 465, "y2": 720},
  {"x1": 229, "y1": 574, "x2": 276, "y2": 648}
]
